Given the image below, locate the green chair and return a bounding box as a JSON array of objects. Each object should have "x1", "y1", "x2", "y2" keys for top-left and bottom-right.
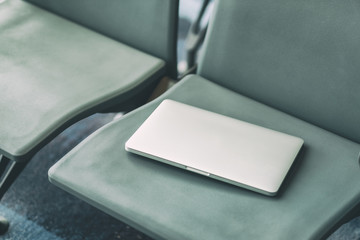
[
  {"x1": 0, "y1": 0, "x2": 178, "y2": 233},
  {"x1": 49, "y1": 0, "x2": 360, "y2": 239}
]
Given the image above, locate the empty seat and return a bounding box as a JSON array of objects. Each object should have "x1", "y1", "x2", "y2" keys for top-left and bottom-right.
[{"x1": 0, "y1": 0, "x2": 178, "y2": 233}]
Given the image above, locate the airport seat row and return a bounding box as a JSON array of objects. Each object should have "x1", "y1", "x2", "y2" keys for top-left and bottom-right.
[{"x1": 1, "y1": 0, "x2": 360, "y2": 239}]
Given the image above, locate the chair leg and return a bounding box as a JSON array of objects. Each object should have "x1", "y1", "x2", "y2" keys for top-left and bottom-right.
[
  {"x1": 0, "y1": 216, "x2": 9, "y2": 235},
  {"x1": 0, "y1": 155, "x2": 28, "y2": 235},
  {"x1": 0, "y1": 155, "x2": 10, "y2": 177}
]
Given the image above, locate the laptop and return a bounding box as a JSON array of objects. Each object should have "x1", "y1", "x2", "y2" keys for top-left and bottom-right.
[{"x1": 125, "y1": 99, "x2": 304, "y2": 196}]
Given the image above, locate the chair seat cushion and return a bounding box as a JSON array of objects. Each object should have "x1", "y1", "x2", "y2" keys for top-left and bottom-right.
[
  {"x1": 49, "y1": 75, "x2": 360, "y2": 240},
  {"x1": 0, "y1": 0, "x2": 165, "y2": 158}
]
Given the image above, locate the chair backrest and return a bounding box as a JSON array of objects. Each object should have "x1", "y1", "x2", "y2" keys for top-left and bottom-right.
[
  {"x1": 198, "y1": 0, "x2": 360, "y2": 143},
  {"x1": 25, "y1": 0, "x2": 179, "y2": 78}
]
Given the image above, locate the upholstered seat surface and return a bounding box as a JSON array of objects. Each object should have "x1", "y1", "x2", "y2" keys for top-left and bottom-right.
[
  {"x1": 49, "y1": 75, "x2": 360, "y2": 240},
  {"x1": 0, "y1": 0, "x2": 164, "y2": 158}
]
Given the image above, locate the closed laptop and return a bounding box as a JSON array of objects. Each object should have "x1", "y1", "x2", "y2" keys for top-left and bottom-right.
[{"x1": 125, "y1": 99, "x2": 304, "y2": 196}]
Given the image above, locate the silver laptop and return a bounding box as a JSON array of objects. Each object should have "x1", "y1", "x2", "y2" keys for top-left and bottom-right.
[{"x1": 125, "y1": 99, "x2": 304, "y2": 196}]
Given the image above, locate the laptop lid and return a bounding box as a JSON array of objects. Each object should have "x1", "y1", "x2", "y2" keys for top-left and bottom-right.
[{"x1": 125, "y1": 99, "x2": 304, "y2": 196}]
